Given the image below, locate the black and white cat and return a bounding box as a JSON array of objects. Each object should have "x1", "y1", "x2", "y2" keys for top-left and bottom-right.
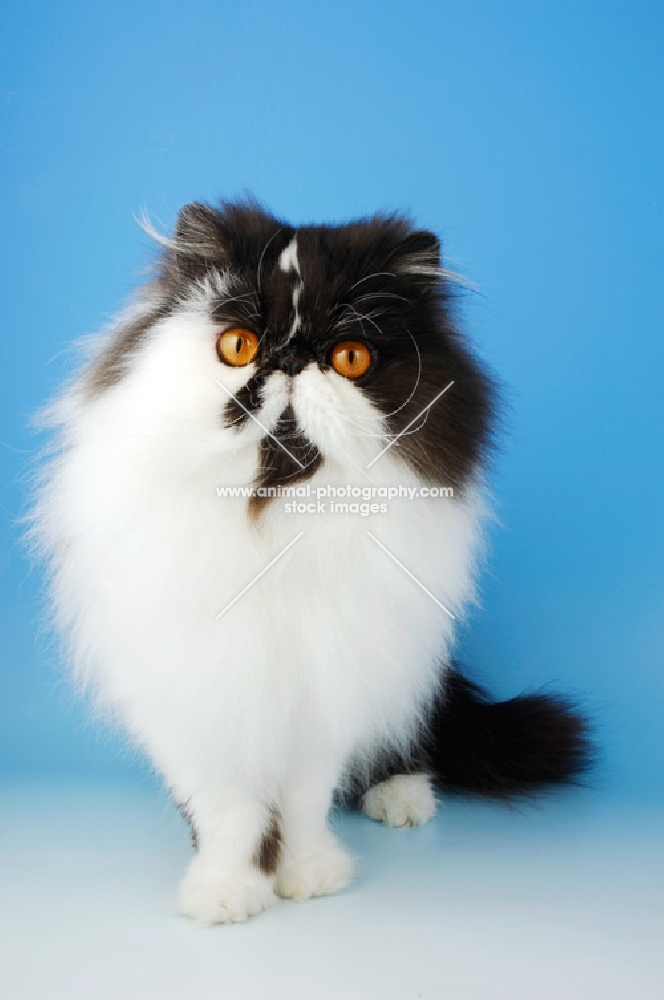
[{"x1": 31, "y1": 201, "x2": 590, "y2": 924}]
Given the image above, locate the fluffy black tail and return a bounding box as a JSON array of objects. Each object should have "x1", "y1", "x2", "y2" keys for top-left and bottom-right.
[{"x1": 423, "y1": 668, "x2": 594, "y2": 798}]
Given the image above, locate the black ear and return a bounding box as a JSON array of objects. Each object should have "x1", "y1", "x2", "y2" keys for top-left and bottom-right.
[
  {"x1": 172, "y1": 202, "x2": 229, "y2": 278},
  {"x1": 390, "y1": 230, "x2": 441, "y2": 282}
]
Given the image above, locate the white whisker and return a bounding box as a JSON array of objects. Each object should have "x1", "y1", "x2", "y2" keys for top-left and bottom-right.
[
  {"x1": 348, "y1": 271, "x2": 396, "y2": 291},
  {"x1": 256, "y1": 227, "x2": 287, "y2": 295}
]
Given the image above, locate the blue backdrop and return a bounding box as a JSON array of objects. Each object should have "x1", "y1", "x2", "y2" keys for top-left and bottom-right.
[{"x1": 1, "y1": 0, "x2": 663, "y2": 797}]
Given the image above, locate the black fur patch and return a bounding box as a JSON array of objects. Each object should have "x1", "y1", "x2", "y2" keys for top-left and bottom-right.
[
  {"x1": 84, "y1": 198, "x2": 495, "y2": 498},
  {"x1": 253, "y1": 809, "x2": 282, "y2": 875},
  {"x1": 248, "y1": 405, "x2": 322, "y2": 519},
  {"x1": 222, "y1": 372, "x2": 272, "y2": 428},
  {"x1": 85, "y1": 287, "x2": 172, "y2": 397},
  {"x1": 423, "y1": 667, "x2": 593, "y2": 798},
  {"x1": 349, "y1": 666, "x2": 594, "y2": 803}
]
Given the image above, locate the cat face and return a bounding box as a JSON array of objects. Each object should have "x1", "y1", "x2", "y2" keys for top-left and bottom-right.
[{"x1": 85, "y1": 201, "x2": 493, "y2": 502}]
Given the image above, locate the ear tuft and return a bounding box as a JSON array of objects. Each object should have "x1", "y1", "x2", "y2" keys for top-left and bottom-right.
[
  {"x1": 390, "y1": 230, "x2": 441, "y2": 280},
  {"x1": 173, "y1": 202, "x2": 228, "y2": 277}
]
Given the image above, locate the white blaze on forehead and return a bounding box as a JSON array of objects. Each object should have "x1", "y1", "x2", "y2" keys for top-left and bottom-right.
[
  {"x1": 278, "y1": 236, "x2": 301, "y2": 276},
  {"x1": 278, "y1": 236, "x2": 304, "y2": 342}
]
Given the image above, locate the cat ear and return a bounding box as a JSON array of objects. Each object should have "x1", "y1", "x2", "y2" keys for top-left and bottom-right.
[
  {"x1": 390, "y1": 230, "x2": 441, "y2": 283},
  {"x1": 172, "y1": 202, "x2": 229, "y2": 278}
]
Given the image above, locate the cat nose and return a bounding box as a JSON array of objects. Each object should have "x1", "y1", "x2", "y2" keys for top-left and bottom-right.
[{"x1": 278, "y1": 355, "x2": 307, "y2": 377}]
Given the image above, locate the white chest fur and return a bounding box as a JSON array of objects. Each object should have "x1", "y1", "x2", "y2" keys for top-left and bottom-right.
[{"x1": 31, "y1": 272, "x2": 487, "y2": 922}]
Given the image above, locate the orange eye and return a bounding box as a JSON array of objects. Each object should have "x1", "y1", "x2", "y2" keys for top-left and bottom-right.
[
  {"x1": 216, "y1": 328, "x2": 260, "y2": 366},
  {"x1": 330, "y1": 340, "x2": 372, "y2": 379}
]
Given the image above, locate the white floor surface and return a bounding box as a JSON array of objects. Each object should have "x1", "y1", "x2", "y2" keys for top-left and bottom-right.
[{"x1": 1, "y1": 781, "x2": 662, "y2": 999}]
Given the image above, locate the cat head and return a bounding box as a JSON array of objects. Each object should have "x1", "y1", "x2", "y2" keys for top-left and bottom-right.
[{"x1": 83, "y1": 200, "x2": 494, "y2": 506}]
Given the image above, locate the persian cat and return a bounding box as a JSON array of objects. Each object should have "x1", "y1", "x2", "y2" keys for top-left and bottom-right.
[{"x1": 31, "y1": 200, "x2": 590, "y2": 924}]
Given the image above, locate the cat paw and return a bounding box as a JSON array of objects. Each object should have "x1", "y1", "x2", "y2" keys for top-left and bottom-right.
[
  {"x1": 178, "y1": 858, "x2": 277, "y2": 925},
  {"x1": 276, "y1": 840, "x2": 355, "y2": 901},
  {"x1": 362, "y1": 773, "x2": 437, "y2": 827}
]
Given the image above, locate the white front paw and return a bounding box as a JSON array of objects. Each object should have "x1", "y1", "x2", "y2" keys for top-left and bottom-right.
[
  {"x1": 276, "y1": 838, "x2": 355, "y2": 901},
  {"x1": 362, "y1": 773, "x2": 437, "y2": 827},
  {"x1": 178, "y1": 856, "x2": 277, "y2": 925}
]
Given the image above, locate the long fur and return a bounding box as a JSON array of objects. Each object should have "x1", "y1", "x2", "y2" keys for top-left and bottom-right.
[
  {"x1": 422, "y1": 668, "x2": 592, "y2": 797},
  {"x1": 29, "y1": 199, "x2": 592, "y2": 923}
]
